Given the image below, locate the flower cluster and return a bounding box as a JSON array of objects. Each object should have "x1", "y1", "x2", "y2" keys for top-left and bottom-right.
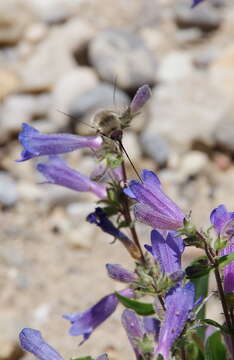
[{"x1": 17, "y1": 82, "x2": 234, "y2": 360}]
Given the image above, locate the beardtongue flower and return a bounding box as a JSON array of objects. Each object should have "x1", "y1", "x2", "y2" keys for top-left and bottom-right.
[
  {"x1": 17, "y1": 123, "x2": 103, "y2": 162},
  {"x1": 87, "y1": 207, "x2": 141, "y2": 259},
  {"x1": 211, "y1": 205, "x2": 234, "y2": 293},
  {"x1": 63, "y1": 288, "x2": 134, "y2": 344},
  {"x1": 122, "y1": 309, "x2": 160, "y2": 360},
  {"x1": 106, "y1": 264, "x2": 137, "y2": 283},
  {"x1": 37, "y1": 156, "x2": 107, "y2": 199},
  {"x1": 155, "y1": 282, "x2": 195, "y2": 360},
  {"x1": 19, "y1": 328, "x2": 108, "y2": 360},
  {"x1": 130, "y1": 85, "x2": 152, "y2": 114},
  {"x1": 145, "y1": 230, "x2": 184, "y2": 276},
  {"x1": 210, "y1": 204, "x2": 234, "y2": 240},
  {"x1": 124, "y1": 170, "x2": 185, "y2": 231}
]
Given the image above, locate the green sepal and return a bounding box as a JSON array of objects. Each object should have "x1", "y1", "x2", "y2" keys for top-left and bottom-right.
[
  {"x1": 115, "y1": 292, "x2": 155, "y2": 315},
  {"x1": 217, "y1": 252, "x2": 234, "y2": 269},
  {"x1": 71, "y1": 357, "x2": 92, "y2": 360},
  {"x1": 186, "y1": 257, "x2": 211, "y2": 279},
  {"x1": 202, "y1": 319, "x2": 229, "y2": 334},
  {"x1": 224, "y1": 292, "x2": 234, "y2": 306},
  {"x1": 205, "y1": 331, "x2": 228, "y2": 360}
]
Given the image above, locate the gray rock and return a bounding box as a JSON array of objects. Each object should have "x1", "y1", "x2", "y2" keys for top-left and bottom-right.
[
  {"x1": 174, "y1": 2, "x2": 222, "y2": 32},
  {"x1": 49, "y1": 67, "x2": 98, "y2": 128},
  {"x1": 144, "y1": 74, "x2": 231, "y2": 152},
  {"x1": 88, "y1": 29, "x2": 156, "y2": 90},
  {"x1": 157, "y1": 51, "x2": 193, "y2": 83},
  {"x1": 0, "y1": 172, "x2": 18, "y2": 206},
  {"x1": 1, "y1": 94, "x2": 51, "y2": 133},
  {"x1": 178, "y1": 151, "x2": 209, "y2": 180},
  {"x1": 18, "y1": 19, "x2": 94, "y2": 92},
  {"x1": 70, "y1": 82, "x2": 130, "y2": 120},
  {"x1": 0, "y1": 0, "x2": 33, "y2": 46},
  {"x1": 213, "y1": 117, "x2": 234, "y2": 153},
  {"x1": 140, "y1": 133, "x2": 170, "y2": 166}
]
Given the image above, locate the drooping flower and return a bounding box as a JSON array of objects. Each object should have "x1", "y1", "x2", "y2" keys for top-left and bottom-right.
[
  {"x1": 17, "y1": 123, "x2": 103, "y2": 162},
  {"x1": 37, "y1": 156, "x2": 107, "y2": 199},
  {"x1": 210, "y1": 204, "x2": 234, "y2": 240},
  {"x1": 106, "y1": 264, "x2": 137, "y2": 283},
  {"x1": 145, "y1": 230, "x2": 184, "y2": 276},
  {"x1": 19, "y1": 328, "x2": 108, "y2": 360},
  {"x1": 87, "y1": 207, "x2": 141, "y2": 259},
  {"x1": 155, "y1": 282, "x2": 195, "y2": 360},
  {"x1": 130, "y1": 85, "x2": 152, "y2": 115},
  {"x1": 124, "y1": 170, "x2": 185, "y2": 231},
  {"x1": 211, "y1": 205, "x2": 234, "y2": 293},
  {"x1": 63, "y1": 288, "x2": 134, "y2": 344}
]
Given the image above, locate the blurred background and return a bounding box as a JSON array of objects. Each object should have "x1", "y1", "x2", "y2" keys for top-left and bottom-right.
[{"x1": 1, "y1": 0, "x2": 234, "y2": 358}]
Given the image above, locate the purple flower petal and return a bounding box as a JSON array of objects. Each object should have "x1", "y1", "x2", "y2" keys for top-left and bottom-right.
[
  {"x1": 221, "y1": 241, "x2": 234, "y2": 293},
  {"x1": 156, "y1": 282, "x2": 195, "y2": 360},
  {"x1": 130, "y1": 85, "x2": 151, "y2": 114},
  {"x1": 122, "y1": 309, "x2": 159, "y2": 359},
  {"x1": 125, "y1": 170, "x2": 184, "y2": 231},
  {"x1": 19, "y1": 328, "x2": 64, "y2": 360},
  {"x1": 37, "y1": 157, "x2": 107, "y2": 199},
  {"x1": 106, "y1": 264, "x2": 137, "y2": 283},
  {"x1": 210, "y1": 205, "x2": 231, "y2": 234},
  {"x1": 150, "y1": 230, "x2": 184, "y2": 274},
  {"x1": 63, "y1": 288, "x2": 134, "y2": 343},
  {"x1": 17, "y1": 123, "x2": 103, "y2": 161}
]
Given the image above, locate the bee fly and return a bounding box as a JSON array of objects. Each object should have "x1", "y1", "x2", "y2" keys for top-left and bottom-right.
[{"x1": 58, "y1": 84, "x2": 151, "y2": 182}]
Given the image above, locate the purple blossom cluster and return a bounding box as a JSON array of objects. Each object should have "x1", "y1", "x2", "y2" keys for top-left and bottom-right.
[{"x1": 17, "y1": 81, "x2": 234, "y2": 360}]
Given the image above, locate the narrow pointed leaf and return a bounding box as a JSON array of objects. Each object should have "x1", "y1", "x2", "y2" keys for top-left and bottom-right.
[
  {"x1": 202, "y1": 319, "x2": 229, "y2": 334},
  {"x1": 205, "y1": 331, "x2": 227, "y2": 360},
  {"x1": 217, "y1": 252, "x2": 234, "y2": 268},
  {"x1": 115, "y1": 293, "x2": 155, "y2": 315}
]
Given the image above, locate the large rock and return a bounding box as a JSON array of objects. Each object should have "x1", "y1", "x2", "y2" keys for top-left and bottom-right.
[
  {"x1": 0, "y1": 0, "x2": 33, "y2": 45},
  {"x1": 49, "y1": 67, "x2": 98, "y2": 128},
  {"x1": 0, "y1": 172, "x2": 18, "y2": 207},
  {"x1": 143, "y1": 74, "x2": 231, "y2": 152},
  {"x1": 213, "y1": 116, "x2": 234, "y2": 153},
  {"x1": 157, "y1": 51, "x2": 193, "y2": 83},
  {"x1": 88, "y1": 29, "x2": 156, "y2": 90},
  {"x1": 174, "y1": 2, "x2": 222, "y2": 32},
  {"x1": 18, "y1": 19, "x2": 94, "y2": 92}
]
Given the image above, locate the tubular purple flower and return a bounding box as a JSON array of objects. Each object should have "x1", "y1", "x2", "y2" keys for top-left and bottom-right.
[
  {"x1": 63, "y1": 288, "x2": 134, "y2": 344},
  {"x1": 122, "y1": 309, "x2": 160, "y2": 360},
  {"x1": 19, "y1": 328, "x2": 64, "y2": 360},
  {"x1": 130, "y1": 85, "x2": 152, "y2": 114},
  {"x1": 155, "y1": 282, "x2": 195, "y2": 360},
  {"x1": 149, "y1": 230, "x2": 184, "y2": 274},
  {"x1": 210, "y1": 204, "x2": 234, "y2": 240},
  {"x1": 106, "y1": 264, "x2": 137, "y2": 283},
  {"x1": 124, "y1": 170, "x2": 185, "y2": 231},
  {"x1": 17, "y1": 123, "x2": 103, "y2": 162},
  {"x1": 37, "y1": 157, "x2": 107, "y2": 199},
  {"x1": 221, "y1": 240, "x2": 234, "y2": 293}
]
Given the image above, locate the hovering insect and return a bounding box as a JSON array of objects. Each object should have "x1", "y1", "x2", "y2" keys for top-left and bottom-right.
[{"x1": 58, "y1": 84, "x2": 151, "y2": 181}]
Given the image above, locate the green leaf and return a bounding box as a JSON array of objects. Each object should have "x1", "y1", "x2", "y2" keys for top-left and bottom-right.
[
  {"x1": 192, "y1": 271, "x2": 209, "y2": 339},
  {"x1": 186, "y1": 257, "x2": 211, "y2": 279},
  {"x1": 71, "y1": 357, "x2": 92, "y2": 360},
  {"x1": 116, "y1": 292, "x2": 155, "y2": 315},
  {"x1": 202, "y1": 319, "x2": 229, "y2": 334},
  {"x1": 205, "y1": 331, "x2": 227, "y2": 360},
  {"x1": 218, "y1": 252, "x2": 234, "y2": 268}
]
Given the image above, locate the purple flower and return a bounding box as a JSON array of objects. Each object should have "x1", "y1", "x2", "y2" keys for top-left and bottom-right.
[
  {"x1": 17, "y1": 123, "x2": 103, "y2": 162},
  {"x1": 210, "y1": 204, "x2": 234, "y2": 240},
  {"x1": 145, "y1": 230, "x2": 184, "y2": 275},
  {"x1": 19, "y1": 328, "x2": 64, "y2": 360},
  {"x1": 106, "y1": 264, "x2": 137, "y2": 283},
  {"x1": 191, "y1": 0, "x2": 206, "y2": 7},
  {"x1": 19, "y1": 328, "x2": 108, "y2": 360},
  {"x1": 122, "y1": 309, "x2": 160, "y2": 360},
  {"x1": 155, "y1": 282, "x2": 195, "y2": 360},
  {"x1": 221, "y1": 240, "x2": 234, "y2": 293},
  {"x1": 37, "y1": 157, "x2": 107, "y2": 199},
  {"x1": 124, "y1": 170, "x2": 184, "y2": 231},
  {"x1": 63, "y1": 288, "x2": 134, "y2": 343},
  {"x1": 130, "y1": 85, "x2": 152, "y2": 114},
  {"x1": 87, "y1": 207, "x2": 141, "y2": 259}
]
